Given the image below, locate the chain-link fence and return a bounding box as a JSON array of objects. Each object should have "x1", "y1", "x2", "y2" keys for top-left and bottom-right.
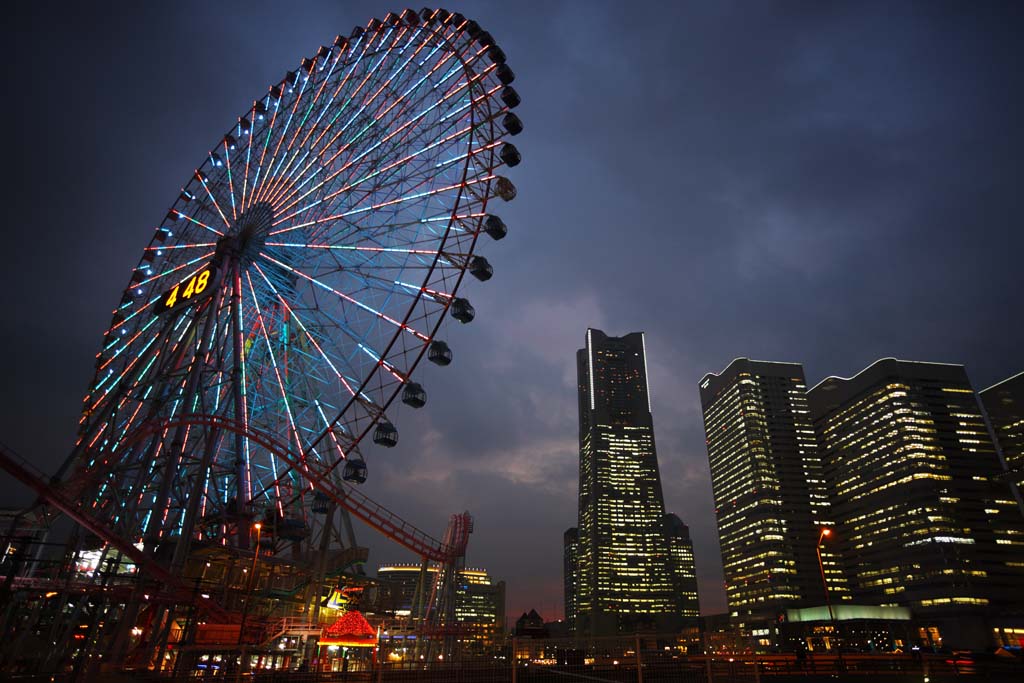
[{"x1": 6, "y1": 641, "x2": 1023, "y2": 683}]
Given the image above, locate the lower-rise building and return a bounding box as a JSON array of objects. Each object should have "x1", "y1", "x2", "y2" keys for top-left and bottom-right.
[{"x1": 664, "y1": 514, "x2": 700, "y2": 618}]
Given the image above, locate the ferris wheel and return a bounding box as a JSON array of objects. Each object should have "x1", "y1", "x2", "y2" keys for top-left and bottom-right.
[{"x1": 59, "y1": 8, "x2": 522, "y2": 562}]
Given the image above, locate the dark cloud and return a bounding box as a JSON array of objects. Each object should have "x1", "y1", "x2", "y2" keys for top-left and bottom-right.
[{"x1": 2, "y1": 1, "x2": 1022, "y2": 622}]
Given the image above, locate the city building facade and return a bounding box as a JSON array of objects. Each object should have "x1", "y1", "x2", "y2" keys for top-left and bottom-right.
[
  {"x1": 699, "y1": 359, "x2": 848, "y2": 625},
  {"x1": 664, "y1": 513, "x2": 701, "y2": 618},
  {"x1": 808, "y1": 359, "x2": 1024, "y2": 649},
  {"x1": 980, "y1": 371, "x2": 1024, "y2": 499},
  {"x1": 375, "y1": 564, "x2": 506, "y2": 648},
  {"x1": 570, "y1": 329, "x2": 695, "y2": 635},
  {"x1": 563, "y1": 527, "x2": 578, "y2": 631}
]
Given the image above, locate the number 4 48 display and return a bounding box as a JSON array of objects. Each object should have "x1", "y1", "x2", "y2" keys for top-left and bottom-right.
[{"x1": 156, "y1": 265, "x2": 216, "y2": 315}]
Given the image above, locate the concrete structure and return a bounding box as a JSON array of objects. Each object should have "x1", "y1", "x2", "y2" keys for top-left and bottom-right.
[
  {"x1": 808, "y1": 359, "x2": 1024, "y2": 649},
  {"x1": 699, "y1": 359, "x2": 849, "y2": 625},
  {"x1": 570, "y1": 329, "x2": 694, "y2": 635}
]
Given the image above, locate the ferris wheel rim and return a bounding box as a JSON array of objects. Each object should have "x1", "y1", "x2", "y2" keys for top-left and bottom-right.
[{"x1": 69, "y1": 8, "x2": 520, "y2": 550}]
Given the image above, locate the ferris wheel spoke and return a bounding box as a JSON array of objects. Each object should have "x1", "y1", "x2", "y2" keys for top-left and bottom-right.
[
  {"x1": 97, "y1": 308, "x2": 169, "y2": 374},
  {"x1": 256, "y1": 68, "x2": 323, "y2": 205},
  {"x1": 255, "y1": 263, "x2": 409, "y2": 389},
  {"x1": 257, "y1": 31, "x2": 375, "y2": 202},
  {"x1": 300, "y1": 42, "x2": 431, "y2": 181},
  {"x1": 274, "y1": 115, "x2": 475, "y2": 227},
  {"x1": 132, "y1": 250, "x2": 217, "y2": 292},
  {"x1": 244, "y1": 271, "x2": 314, "y2": 462},
  {"x1": 264, "y1": 37, "x2": 466, "y2": 216},
  {"x1": 269, "y1": 172, "x2": 475, "y2": 237},
  {"x1": 258, "y1": 252, "x2": 432, "y2": 344},
  {"x1": 269, "y1": 55, "x2": 472, "y2": 220},
  {"x1": 90, "y1": 317, "x2": 186, "y2": 408},
  {"x1": 222, "y1": 138, "x2": 239, "y2": 221},
  {"x1": 245, "y1": 88, "x2": 293, "y2": 212},
  {"x1": 194, "y1": 172, "x2": 232, "y2": 231},
  {"x1": 251, "y1": 263, "x2": 363, "y2": 400},
  {"x1": 258, "y1": 74, "x2": 317, "y2": 208},
  {"x1": 169, "y1": 210, "x2": 225, "y2": 238}
]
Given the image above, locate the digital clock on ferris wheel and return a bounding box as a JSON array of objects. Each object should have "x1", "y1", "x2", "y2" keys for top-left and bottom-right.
[{"x1": 155, "y1": 264, "x2": 217, "y2": 316}]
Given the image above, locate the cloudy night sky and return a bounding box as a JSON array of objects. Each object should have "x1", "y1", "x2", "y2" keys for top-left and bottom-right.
[{"x1": 3, "y1": 1, "x2": 1022, "y2": 622}]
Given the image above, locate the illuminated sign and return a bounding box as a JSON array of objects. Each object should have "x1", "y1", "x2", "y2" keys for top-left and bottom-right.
[{"x1": 156, "y1": 265, "x2": 216, "y2": 315}]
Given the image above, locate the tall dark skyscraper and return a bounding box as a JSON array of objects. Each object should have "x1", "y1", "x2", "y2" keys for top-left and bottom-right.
[
  {"x1": 664, "y1": 513, "x2": 701, "y2": 618},
  {"x1": 570, "y1": 329, "x2": 695, "y2": 635},
  {"x1": 981, "y1": 371, "x2": 1024, "y2": 497},
  {"x1": 699, "y1": 359, "x2": 849, "y2": 623},
  {"x1": 808, "y1": 359, "x2": 1024, "y2": 648},
  {"x1": 563, "y1": 527, "x2": 579, "y2": 631}
]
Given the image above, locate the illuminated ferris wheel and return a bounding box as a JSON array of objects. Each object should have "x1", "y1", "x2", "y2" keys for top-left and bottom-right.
[{"x1": 63, "y1": 7, "x2": 522, "y2": 559}]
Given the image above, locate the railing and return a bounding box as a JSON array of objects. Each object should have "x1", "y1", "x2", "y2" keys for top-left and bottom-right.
[{"x1": 4, "y1": 651, "x2": 1022, "y2": 683}]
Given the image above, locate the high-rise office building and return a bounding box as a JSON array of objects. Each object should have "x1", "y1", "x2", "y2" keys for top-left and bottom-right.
[
  {"x1": 376, "y1": 564, "x2": 506, "y2": 647},
  {"x1": 699, "y1": 359, "x2": 848, "y2": 623},
  {"x1": 563, "y1": 527, "x2": 578, "y2": 629},
  {"x1": 664, "y1": 513, "x2": 700, "y2": 618},
  {"x1": 572, "y1": 329, "x2": 691, "y2": 634},
  {"x1": 981, "y1": 371, "x2": 1024, "y2": 495},
  {"x1": 808, "y1": 359, "x2": 1024, "y2": 647}
]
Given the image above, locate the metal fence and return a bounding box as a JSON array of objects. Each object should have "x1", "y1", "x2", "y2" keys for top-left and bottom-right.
[{"x1": 6, "y1": 648, "x2": 1022, "y2": 682}]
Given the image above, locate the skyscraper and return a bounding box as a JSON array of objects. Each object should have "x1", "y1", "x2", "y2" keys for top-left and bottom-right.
[
  {"x1": 808, "y1": 359, "x2": 1024, "y2": 648},
  {"x1": 376, "y1": 564, "x2": 506, "y2": 648},
  {"x1": 563, "y1": 527, "x2": 578, "y2": 630},
  {"x1": 699, "y1": 359, "x2": 848, "y2": 623},
  {"x1": 664, "y1": 513, "x2": 701, "y2": 618},
  {"x1": 572, "y1": 329, "x2": 692, "y2": 634},
  {"x1": 980, "y1": 371, "x2": 1024, "y2": 498}
]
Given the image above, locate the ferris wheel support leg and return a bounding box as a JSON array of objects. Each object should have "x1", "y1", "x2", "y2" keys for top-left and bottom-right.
[
  {"x1": 303, "y1": 503, "x2": 335, "y2": 666},
  {"x1": 229, "y1": 259, "x2": 251, "y2": 550},
  {"x1": 144, "y1": 280, "x2": 227, "y2": 555},
  {"x1": 338, "y1": 504, "x2": 359, "y2": 553},
  {"x1": 135, "y1": 290, "x2": 227, "y2": 673},
  {"x1": 38, "y1": 529, "x2": 91, "y2": 672},
  {"x1": 169, "y1": 422, "x2": 221, "y2": 572}
]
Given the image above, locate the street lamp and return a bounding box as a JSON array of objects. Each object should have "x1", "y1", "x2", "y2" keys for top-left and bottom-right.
[
  {"x1": 815, "y1": 528, "x2": 839, "y2": 654},
  {"x1": 238, "y1": 522, "x2": 264, "y2": 672},
  {"x1": 251, "y1": 523, "x2": 262, "y2": 575}
]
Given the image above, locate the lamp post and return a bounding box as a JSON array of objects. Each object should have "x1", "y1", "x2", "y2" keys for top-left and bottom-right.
[
  {"x1": 815, "y1": 528, "x2": 841, "y2": 660},
  {"x1": 238, "y1": 522, "x2": 263, "y2": 677}
]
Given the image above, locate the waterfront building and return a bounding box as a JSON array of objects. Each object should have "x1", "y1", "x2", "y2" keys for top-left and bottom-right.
[
  {"x1": 571, "y1": 329, "x2": 693, "y2": 635},
  {"x1": 664, "y1": 513, "x2": 700, "y2": 618},
  {"x1": 699, "y1": 359, "x2": 849, "y2": 624},
  {"x1": 563, "y1": 527, "x2": 578, "y2": 630},
  {"x1": 808, "y1": 359, "x2": 1024, "y2": 649},
  {"x1": 980, "y1": 371, "x2": 1024, "y2": 497}
]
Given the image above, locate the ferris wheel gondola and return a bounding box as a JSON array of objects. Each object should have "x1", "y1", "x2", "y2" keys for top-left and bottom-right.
[{"x1": 63, "y1": 7, "x2": 521, "y2": 560}]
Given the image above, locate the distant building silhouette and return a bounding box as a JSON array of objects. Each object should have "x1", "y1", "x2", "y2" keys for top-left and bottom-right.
[
  {"x1": 563, "y1": 527, "x2": 578, "y2": 631},
  {"x1": 570, "y1": 329, "x2": 696, "y2": 635},
  {"x1": 513, "y1": 608, "x2": 548, "y2": 638},
  {"x1": 699, "y1": 359, "x2": 849, "y2": 624}
]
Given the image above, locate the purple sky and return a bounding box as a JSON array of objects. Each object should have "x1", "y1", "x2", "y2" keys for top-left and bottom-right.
[{"x1": 2, "y1": 1, "x2": 1022, "y2": 623}]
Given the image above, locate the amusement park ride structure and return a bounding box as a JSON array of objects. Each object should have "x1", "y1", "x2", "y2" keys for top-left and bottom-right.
[{"x1": 0, "y1": 7, "x2": 521, "y2": 674}]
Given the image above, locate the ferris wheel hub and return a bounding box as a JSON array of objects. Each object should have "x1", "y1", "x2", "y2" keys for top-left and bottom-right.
[{"x1": 218, "y1": 202, "x2": 275, "y2": 266}]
